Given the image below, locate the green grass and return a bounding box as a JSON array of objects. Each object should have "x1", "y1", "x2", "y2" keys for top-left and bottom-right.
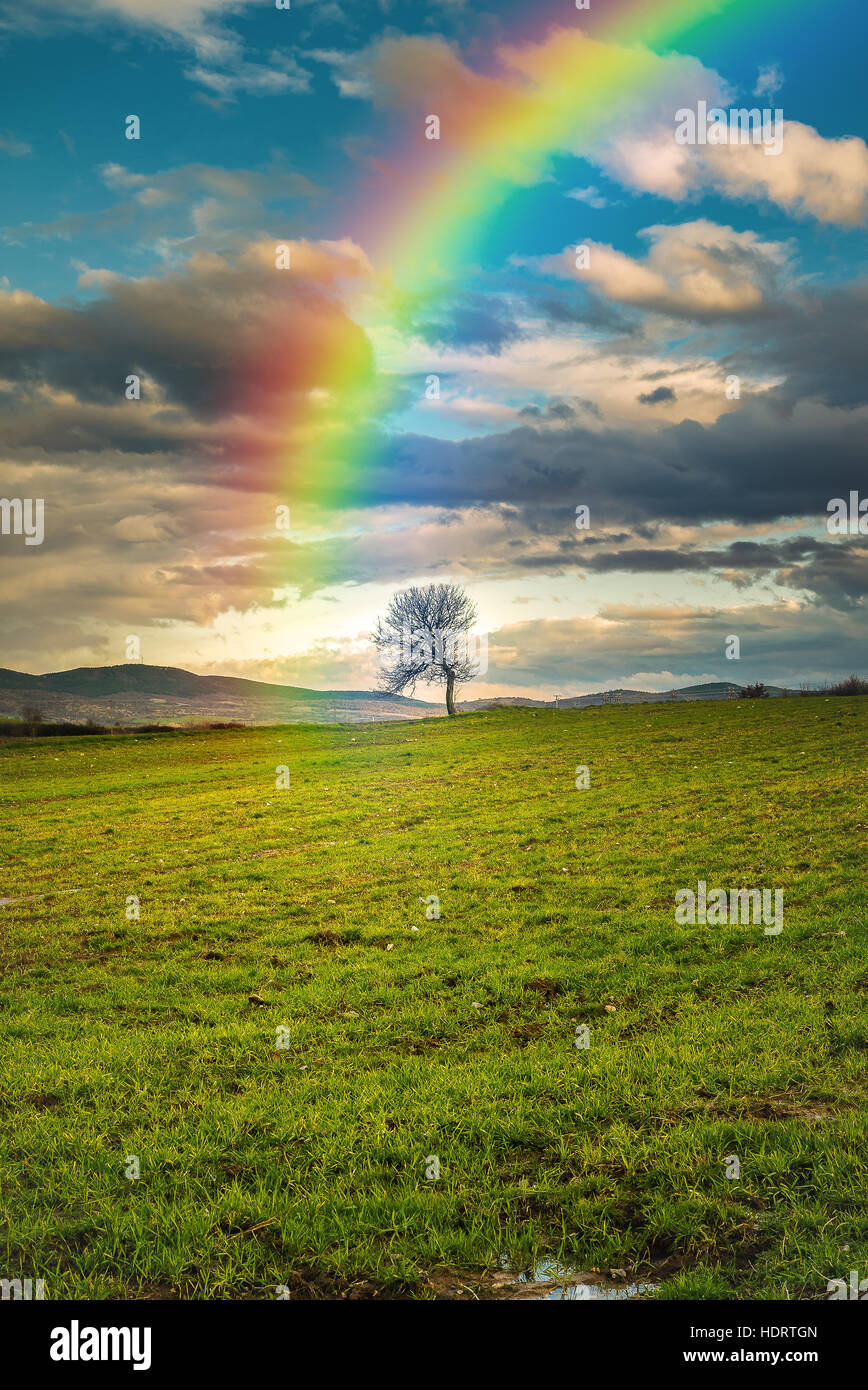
[{"x1": 1, "y1": 697, "x2": 866, "y2": 1300}]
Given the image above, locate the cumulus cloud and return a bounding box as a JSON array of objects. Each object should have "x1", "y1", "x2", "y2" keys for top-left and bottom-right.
[
  {"x1": 545, "y1": 220, "x2": 794, "y2": 319},
  {"x1": 1, "y1": 232, "x2": 864, "y2": 537},
  {"x1": 601, "y1": 117, "x2": 868, "y2": 225},
  {"x1": 0, "y1": 238, "x2": 375, "y2": 435},
  {"x1": 388, "y1": 321, "x2": 753, "y2": 428},
  {"x1": 716, "y1": 121, "x2": 868, "y2": 224}
]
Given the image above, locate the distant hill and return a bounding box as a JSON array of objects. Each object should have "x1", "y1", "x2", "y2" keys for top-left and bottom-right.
[
  {"x1": 459, "y1": 681, "x2": 797, "y2": 711},
  {"x1": 0, "y1": 664, "x2": 441, "y2": 726},
  {"x1": 0, "y1": 665, "x2": 801, "y2": 727},
  {"x1": 0, "y1": 664, "x2": 420, "y2": 703},
  {"x1": 675, "y1": 682, "x2": 793, "y2": 700}
]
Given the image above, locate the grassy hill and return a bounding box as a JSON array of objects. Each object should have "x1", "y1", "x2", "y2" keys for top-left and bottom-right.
[
  {"x1": 0, "y1": 664, "x2": 441, "y2": 727},
  {"x1": 0, "y1": 697, "x2": 865, "y2": 1299}
]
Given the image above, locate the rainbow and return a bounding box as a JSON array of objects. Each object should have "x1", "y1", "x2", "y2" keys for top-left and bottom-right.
[{"x1": 264, "y1": 0, "x2": 791, "y2": 524}]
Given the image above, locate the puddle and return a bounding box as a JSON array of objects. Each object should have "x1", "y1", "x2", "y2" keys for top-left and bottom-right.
[
  {"x1": 529, "y1": 1262, "x2": 657, "y2": 1300},
  {"x1": 425, "y1": 1261, "x2": 659, "y2": 1300},
  {"x1": 513, "y1": 1260, "x2": 657, "y2": 1301}
]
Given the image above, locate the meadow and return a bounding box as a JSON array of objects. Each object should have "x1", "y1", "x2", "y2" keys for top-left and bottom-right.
[{"x1": 0, "y1": 696, "x2": 865, "y2": 1300}]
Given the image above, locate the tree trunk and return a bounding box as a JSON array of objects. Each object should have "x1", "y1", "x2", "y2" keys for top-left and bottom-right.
[{"x1": 445, "y1": 669, "x2": 456, "y2": 716}]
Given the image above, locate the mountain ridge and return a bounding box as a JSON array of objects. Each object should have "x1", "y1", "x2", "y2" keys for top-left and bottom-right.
[
  {"x1": 0, "y1": 664, "x2": 431, "y2": 704},
  {"x1": 0, "y1": 663, "x2": 800, "y2": 727}
]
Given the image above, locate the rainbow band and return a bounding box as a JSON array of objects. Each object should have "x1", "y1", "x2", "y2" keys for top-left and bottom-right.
[{"x1": 271, "y1": 0, "x2": 793, "y2": 514}]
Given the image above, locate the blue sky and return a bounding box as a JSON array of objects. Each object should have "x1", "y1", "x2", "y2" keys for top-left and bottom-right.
[
  {"x1": 0, "y1": 0, "x2": 866, "y2": 695},
  {"x1": 3, "y1": 1, "x2": 868, "y2": 297}
]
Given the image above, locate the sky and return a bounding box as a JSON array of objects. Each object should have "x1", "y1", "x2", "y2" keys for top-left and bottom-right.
[{"x1": 0, "y1": 0, "x2": 866, "y2": 699}]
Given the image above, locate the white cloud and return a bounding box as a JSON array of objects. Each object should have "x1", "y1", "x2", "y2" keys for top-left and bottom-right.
[
  {"x1": 48, "y1": 1, "x2": 243, "y2": 40},
  {"x1": 187, "y1": 51, "x2": 312, "y2": 100},
  {"x1": 542, "y1": 219, "x2": 794, "y2": 320},
  {"x1": 381, "y1": 319, "x2": 764, "y2": 428},
  {"x1": 0, "y1": 131, "x2": 32, "y2": 157},
  {"x1": 566, "y1": 185, "x2": 608, "y2": 209},
  {"x1": 754, "y1": 63, "x2": 784, "y2": 99},
  {"x1": 701, "y1": 121, "x2": 868, "y2": 226},
  {"x1": 305, "y1": 48, "x2": 373, "y2": 99},
  {"x1": 3, "y1": 2, "x2": 309, "y2": 99},
  {"x1": 596, "y1": 116, "x2": 868, "y2": 226}
]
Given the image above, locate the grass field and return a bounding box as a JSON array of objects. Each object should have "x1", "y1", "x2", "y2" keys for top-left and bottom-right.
[{"x1": 1, "y1": 697, "x2": 866, "y2": 1300}]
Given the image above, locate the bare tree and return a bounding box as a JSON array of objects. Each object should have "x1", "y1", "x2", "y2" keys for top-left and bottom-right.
[
  {"x1": 372, "y1": 583, "x2": 481, "y2": 716},
  {"x1": 824, "y1": 674, "x2": 868, "y2": 695}
]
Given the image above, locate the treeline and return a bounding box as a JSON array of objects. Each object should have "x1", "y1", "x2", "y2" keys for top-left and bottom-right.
[
  {"x1": 1, "y1": 718, "x2": 246, "y2": 738},
  {"x1": 741, "y1": 676, "x2": 868, "y2": 699},
  {"x1": 819, "y1": 675, "x2": 868, "y2": 695}
]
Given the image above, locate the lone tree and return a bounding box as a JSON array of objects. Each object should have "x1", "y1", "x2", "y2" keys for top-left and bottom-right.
[{"x1": 373, "y1": 582, "x2": 481, "y2": 716}]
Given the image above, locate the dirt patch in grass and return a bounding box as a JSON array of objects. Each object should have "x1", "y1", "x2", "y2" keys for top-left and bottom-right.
[
  {"x1": 707, "y1": 1093, "x2": 841, "y2": 1122},
  {"x1": 509, "y1": 1021, "x2": 546, "y2": 1043},
  {"x1": 308, "y1": 928, "x2": 354, "y2": 948},
  {"x1": 26, "y1": 1092, "x2": 64, "y2": 1110},
  {"x1": 523, "y1": 977, "x2": 563, "y2": 999},
  {"x1": 494, "y1": 1147, "x2": 548, "y2": 1178}
]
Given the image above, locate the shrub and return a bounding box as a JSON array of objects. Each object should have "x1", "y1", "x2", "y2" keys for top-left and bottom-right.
[{"x1": 825, "y1": 674, "x2": 868, "y2": 696}]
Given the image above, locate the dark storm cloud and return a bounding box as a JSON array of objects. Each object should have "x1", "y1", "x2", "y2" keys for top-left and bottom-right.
[
  {"x1": 572, "y1": 537, "x2": 868, "y2": 608},
  {"x1": 0, "y1": 243, "x2": 865, "y2": 631},
  {"x1": 745, "y1": 284, "x2": 868, "y2": 411},
  {"x1": 0, "y1": 242, "x2": 373, "y2": 421},
  {"x1": 2, "y1": 243, "x2": 865, "y2": 536},
  {"x1": 638, "y1": 386, "x2": 677, "y2": 405},
  {"x1": 518, "y1": 399, "x2": 595, "y2": 422},
  {"x1": 346, "y1": 399, "x2": 866, "y2": 527}
]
